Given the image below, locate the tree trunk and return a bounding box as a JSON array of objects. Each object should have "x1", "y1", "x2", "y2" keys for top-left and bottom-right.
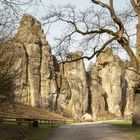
[
  {"x1": 132, "y1": 13, "x2": 140, "y2": 126},
  {"x1": 136, "y1": 14, "x2": 140, "y2": 61},
  {"x1": 32, "y1": 120, "x2": 38, "y2": 127},
  {"x1": 132, "y1": 92, "x2": 140, "y2": 126}
]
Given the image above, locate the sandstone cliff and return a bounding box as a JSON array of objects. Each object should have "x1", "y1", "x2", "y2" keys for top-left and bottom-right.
[
  {"x1": 125, "y1": 67, "x2": 140, "y2": 121},
  {"x1": 3, "y1": 14, "x2": 135, "y2": 121},
  {"x1": 12, "y1": 14, "x2": 56, "y2": 108},
  {"x1": 62, "y1": 52, "x2": 89, "y2": 118},
  {"x1": 89, "y1": 49, "x2": 127, "y2": 120},
  {"x1": 7, "y1": 14, "x2": 88, "y2": 118}
]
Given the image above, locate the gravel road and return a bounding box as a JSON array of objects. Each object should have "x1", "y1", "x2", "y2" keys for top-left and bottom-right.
[{"x1": 47, "y1": 122, "x2": 133, "y2": 140}]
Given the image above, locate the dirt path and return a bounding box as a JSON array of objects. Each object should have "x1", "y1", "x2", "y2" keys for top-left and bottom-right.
[{"x1": 47, "y1": 122, "x2": 133, "y2": 140}]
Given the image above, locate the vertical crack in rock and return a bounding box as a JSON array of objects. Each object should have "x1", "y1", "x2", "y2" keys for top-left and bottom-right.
[
  {"x1": 86, "y1": 71, "x2": 92, "y2": 114},
  {"x1": 21, "y1": 42, "x2": 30, "y2": 104},
  {"x1": 54, "y1": 74, "x2": 60, "y2": 111},
  {"x1": 120, "y1": 76, "x2": 127, "y2": 117},
  {"x1": 38, "y1": 42, "x2": 42, "y2": 108}
]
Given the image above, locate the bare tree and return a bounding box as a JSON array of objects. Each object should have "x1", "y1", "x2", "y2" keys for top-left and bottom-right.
[
  {"x1": 43, "y1": 0, "x2": 140, "y2": 126},
  {"x1": 0, "y1": 44, "x2": 18, "y2": 99},
  {"x1": 0, "y1": 0, "x2": 43, "y2": 45},
  {"x1": 0, "y1": 0, "x2": 43, "y2": 99},
  {"x1": 43, "y1": 3, "x2": 135, "y2": 63}
]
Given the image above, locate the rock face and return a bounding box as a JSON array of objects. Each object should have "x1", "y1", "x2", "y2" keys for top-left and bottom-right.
[
  {"x1": 51, "y1": 52, "x2": 89, "y2": 118},
  {"x1": 13, "y1": 14, "x2": 56, "y2": 108},
  {"x1": 125, "y1": 68, "x2": 140, "y2": 122},
  {"x1": 88, "y1": 64, "x2": 108, "y2": 120},
  {"x1": 89, "y1": 49, "x2": 127, "y2": 120},
  {"x1": 4, "y1": 14, "x2": 136, "y2": 121},
  {"x1": 9, "y1": 14, "x2": 88, "y2": 118},
  {"x1": 62, "y1": 52, "x2": 89, "y2": 118},
  {"x1": 124, "y1": 69, "x2": 135, "y2": 117}
]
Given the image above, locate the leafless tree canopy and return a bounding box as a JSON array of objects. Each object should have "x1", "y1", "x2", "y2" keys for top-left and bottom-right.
[
  {"x1": 43, "y1": 0, "x2": 139, "y2": 65},
  {"x1": 0, "y1": 0, "x2": 42, "y2": 98},
  {"x1": 0, "y1": 0, "x2": 43, "y2": 45}
]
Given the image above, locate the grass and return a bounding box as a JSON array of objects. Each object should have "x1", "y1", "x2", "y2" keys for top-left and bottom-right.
[
  {"x1": 25, "y1": 124, "x2": 53, "y2": 140},
  {"x1": 0, "y1": 122, "x2": 64, "y2": 140},
  {"x1": 107, "y1": 120, "x2": 140, "y2": 140}
]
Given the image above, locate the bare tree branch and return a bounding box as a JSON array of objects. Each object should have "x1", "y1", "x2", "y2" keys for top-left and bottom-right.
[
  {"x1": 43, "y1": 1, "x2": 138, "y2": 70},
  {"x1": 60, "y1": 36, "x2": 117, "y2": 64},
  {"x1": 130, "y1": 0, "x2": 140, "y2": 13}
]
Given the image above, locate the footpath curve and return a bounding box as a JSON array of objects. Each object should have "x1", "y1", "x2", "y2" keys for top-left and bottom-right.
[{"x1": 47, "y1": 122, "x2": 133, "y2": 140}]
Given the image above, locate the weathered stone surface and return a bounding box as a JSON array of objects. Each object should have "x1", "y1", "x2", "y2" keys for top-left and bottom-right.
[
  {"x1": 89, "y1": 49, "x2": 126, "y2": 120},
  {"x1": 62, "y1": 52, "x2": 89, "y2": 118},
  {"x1": 133, "y1": 92, "x2": 140, "y2": 125},
  {"x1": 124, "y1": 68, "x2": 135, "y2": 117},
  {"x1": 9, "y1": 14, "x2": 57, "y2": 108},
  {"x1": 91, "y1": 84, "x2": 108, "y2": 120},
  {"x1": 80, "y1": 113, "x2": 92, "y2": 121},
  {"x1": 124, "y1": 67, "x2": 140, "y2": 121},
  {"x1": 4, "y1": 14, "x2": 136, "y2": 121},
  {"x1": 8, "y1": 14, "x2": 89, "y2": 119}
]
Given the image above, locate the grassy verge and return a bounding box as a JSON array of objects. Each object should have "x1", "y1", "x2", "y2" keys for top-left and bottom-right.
[
  {"x1": 24, "y1": 124, "x2": 53, "y2": 140},
  {"x1": 0, "y1": 123, "x2": 63, "y2": 140},
  {"x1": 107, "y1": 120, "x2": 140, "y2": 140}
]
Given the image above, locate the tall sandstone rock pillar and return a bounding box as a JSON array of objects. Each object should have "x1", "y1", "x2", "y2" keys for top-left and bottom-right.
[
  {"x1": 13, "y1": 14, "x2": 57, "y2": 108},
  {"x1": 89, "y1": 49, "x2": 127, "y2": 120},
  {"x1": 62, "y1": 52, "x2": 89, "y2": 118}
]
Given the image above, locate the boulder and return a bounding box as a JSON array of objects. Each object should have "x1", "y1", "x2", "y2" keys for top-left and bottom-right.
[{"x1": 81, "y1": 113, "x2": 92, "y2": 121}]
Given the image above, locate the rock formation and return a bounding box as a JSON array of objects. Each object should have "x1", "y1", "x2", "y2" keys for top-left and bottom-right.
[
  {"x1": 62, "y1": 52, "x2": 89, "y2": 118},
  {"x1": 50, "y1": 52, "x2": 89, "y2": 118},
  {"x1": 6, "y1": 14, "x2": 88, "y2": 119},
  {"x1": 3, "y1": 14, "x2": 136, "y2": 121},
  {"x1": 124, "y1": 67, "x2": 140, "y2": 122},
  {"x1": 89, "y1": 49, "x2": 127, "y2": 120},
  {"x1": 12, "y1": 14, "x2": 56, "y2": 108}
]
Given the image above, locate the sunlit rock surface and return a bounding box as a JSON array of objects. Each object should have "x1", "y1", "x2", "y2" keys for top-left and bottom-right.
[
  {"x1": 89, "y1": 49, "x2": 127, "y2": 120},
  {"x1": 5, "y1": 14, "x2": 135, "y2": 120},
  {"x1": 125, "y1": 67, "x2": 140, "y2": 121},
  {"x1": 9, "y1": 14, "x2": 88, "y2": 118},
  {"x1": 12, "y1": 14, "x2": 56, "y2": 108},
  {"x1": 62, "y1": 52, "x2": 89, "y2": 118}
]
